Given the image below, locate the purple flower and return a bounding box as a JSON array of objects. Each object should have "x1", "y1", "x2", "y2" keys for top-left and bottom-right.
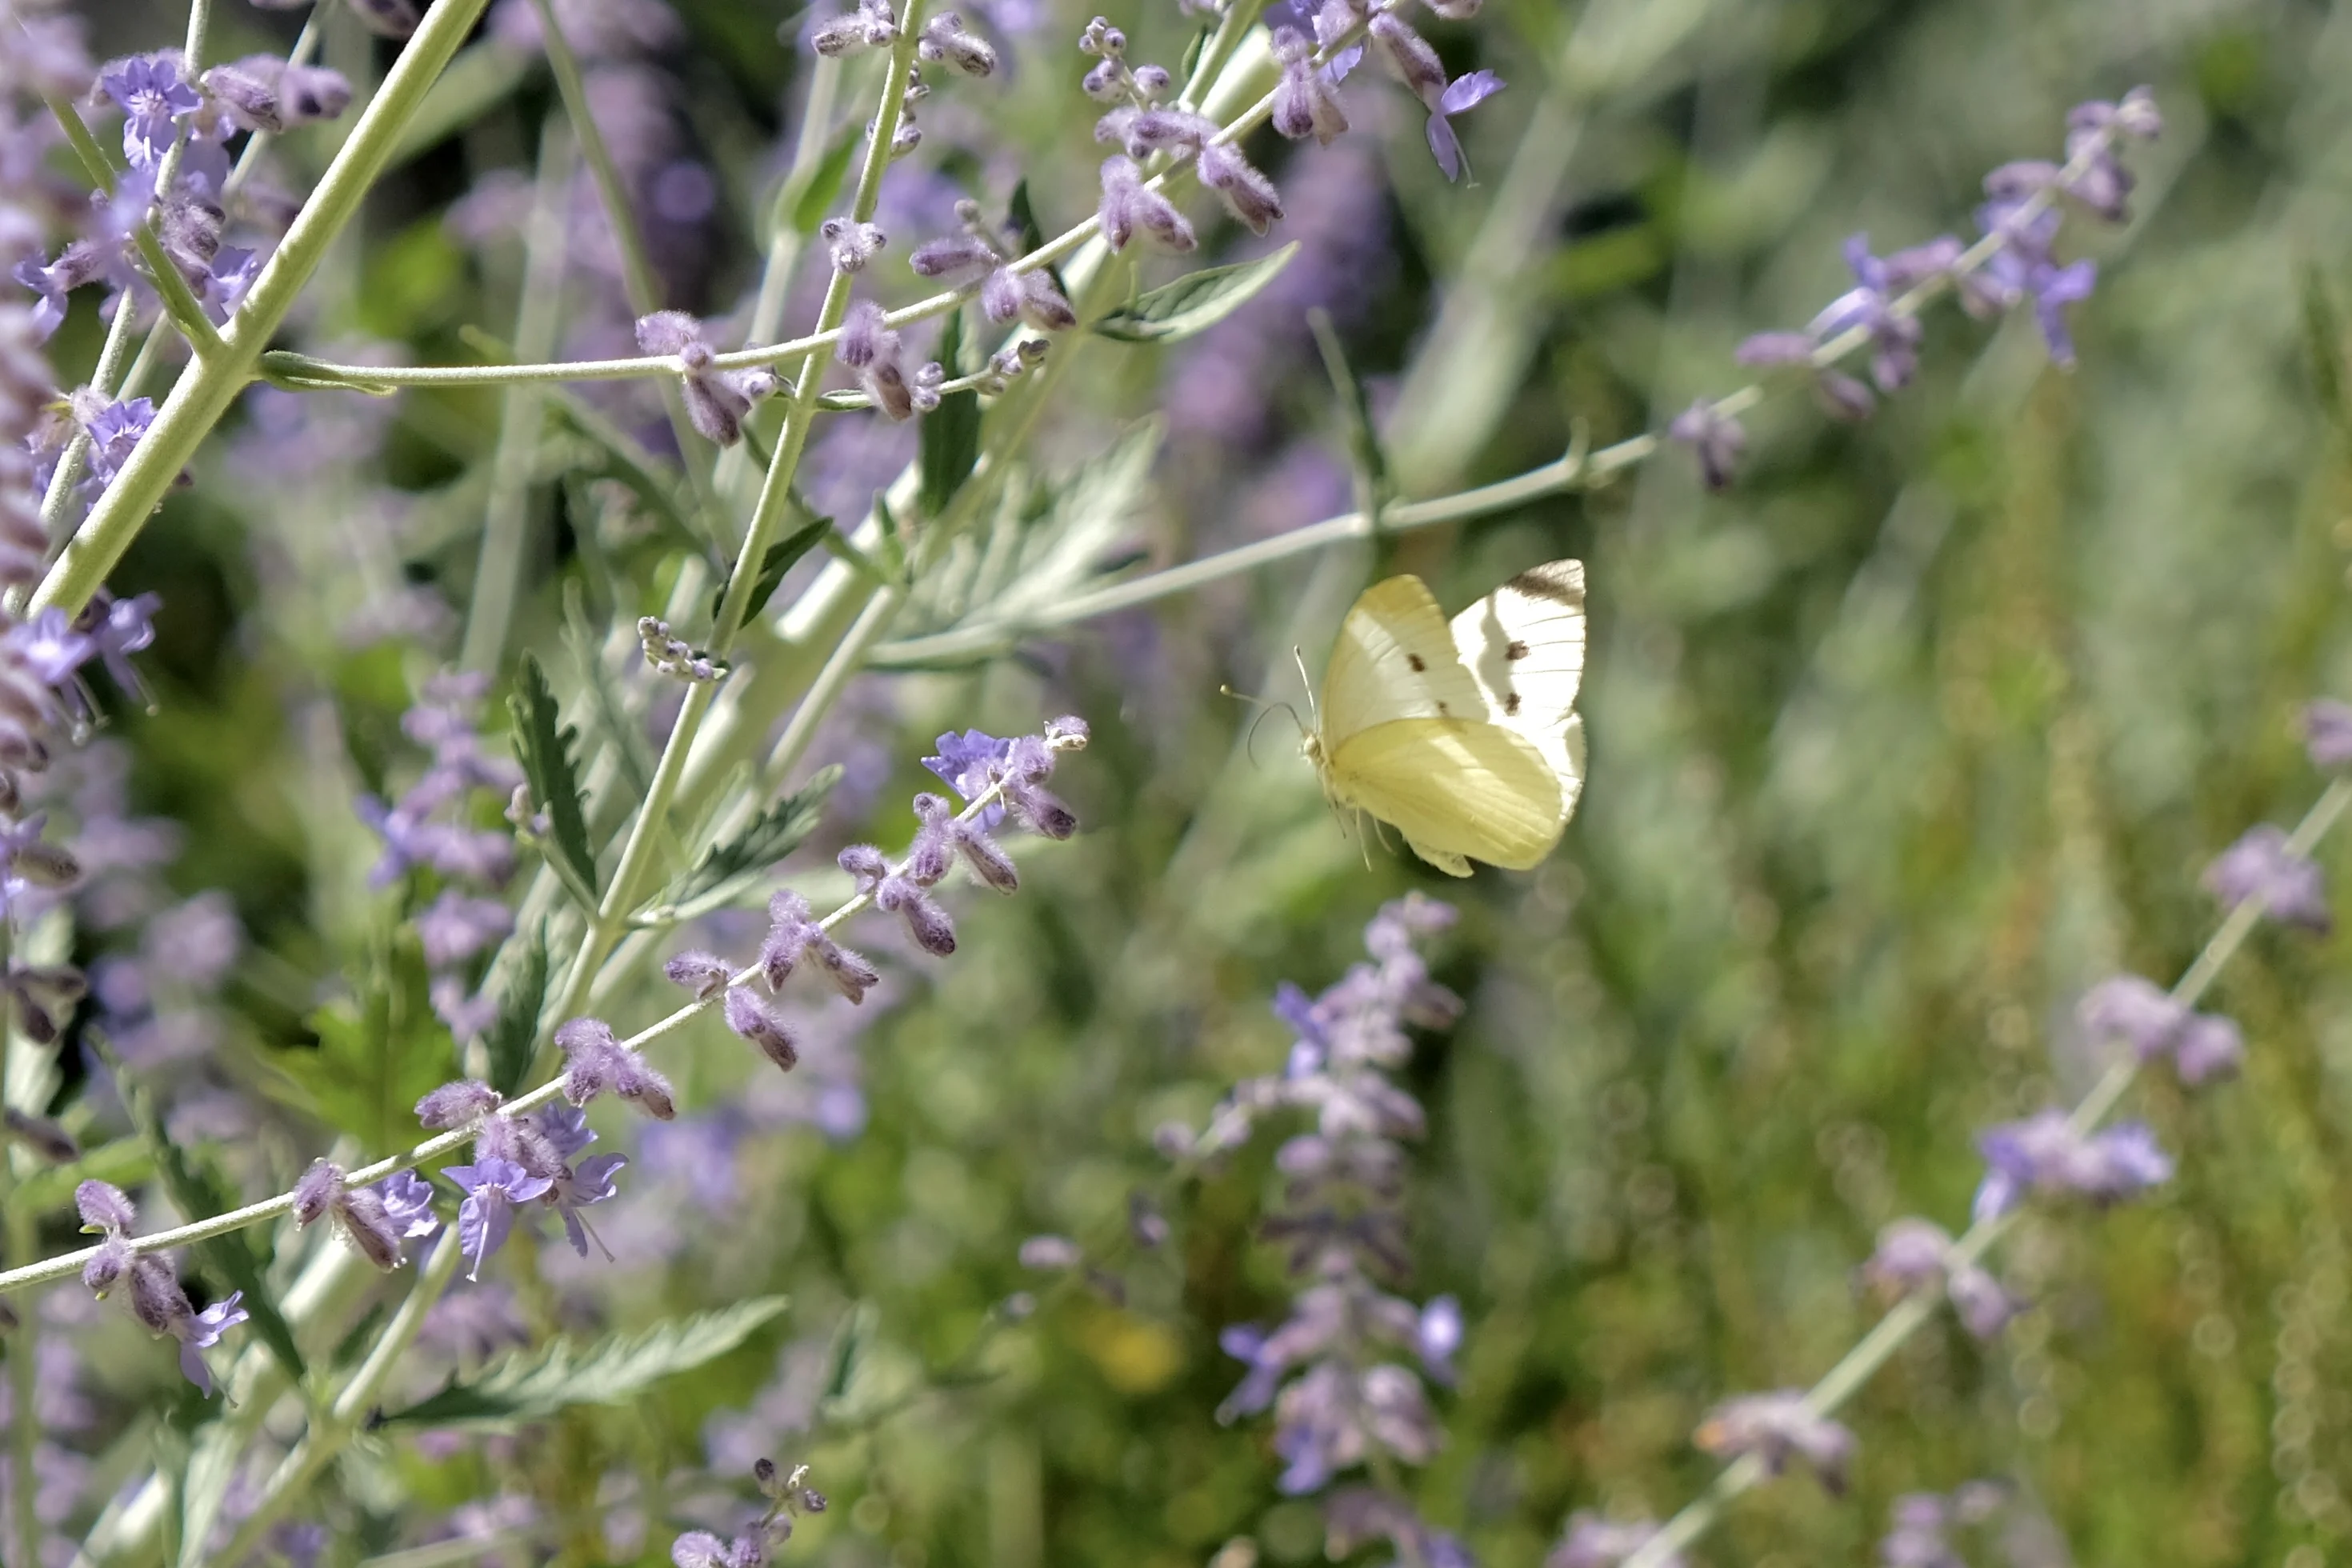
[
  {"x1": 75, "y1": 1178, "x2": 136, "y2": 1233},
  {"x1": 376, "y1": 1169, "x2": 442, "y2": 1239},
  {"x1": 100, "y1": 54, "x2": 201, "y2": 168},
  {"x1": 1859, "y1": 1217, "x2": 1950, "y2": 1297},
  {"x1": 1666, "y1": 399, "x2": 1744, "y2": 491},
  {"x1": 416, "y1": 1078, "x2": 502, "y2": 1128},
  {"x1": 759, "y1": 888, "x2": 881, "y2": 1003},
  {"x1": 549, "y1": 1151, "x2": 628, "y2": 1258},
  {"x1": 1735, "y1": 330, "x2": 1875, "y2": 420},
  {"x1": 726, "y1": 986, "x2": 801, "y2": 1072},
  {"x1": 923, "y1": 729, "x2": 1013, "y2": 823},
  {"x1": 172, "y1": 1291, "x2": 247, "y2": 1395},
  {"x1": 416, "y1": 890, "x2": 514, "y2": 968},
  {"x1": 1973, "y1": 1110, "x2": 2173, "y2": 1222},
  {"x1": 1692, "y1": 1390, "x2": 1854, "y2": 1493},
  {"x1": 1424, "y1": 70, "x2": 1503, "y2": 183},
  {"x1": 2302, "y1": 698, "x2": 2352, "y2": 770},
  {"x1": 665, "y1": 950, "x2": 734, "y2": 999},
  {"x1": 2204, "y1": 824, "x2": 2330, "y2": 930},
  {"x1": 1945, "y1": 1265, "x2": 2021, "y2": 1339},
  {"x1": 555, "y1": 1017, "x2": 676, "y2": 1118},
  {"x1": 1098, "y1": 156, "x2": 1196, "y2": 254},
  {"x1": 1808, "y1": 235, "x2": 1925, "y2": 393},
  {"x1": 636, "y1": 311, "x2": 762, "y2": 446},
  {"x1": 1414, "y1": 1295, "x2": 1461, "y2": 1385},
  {"x1": 841, "y1": 842, "x2": 956, "y2": 955},
  {"x1": 1270, "y1": 27, "x2": 1349, "y2": 144},
  {"x1": 2173, "y1": 1012, "x2": 2245, "y2": 1086},
  {"x1": 446, "y1": 1158, "x2": 554, "y2": 1280},
  {"x1": 2078, "y1": 974, "x2": 2185, "y2": 1058}
]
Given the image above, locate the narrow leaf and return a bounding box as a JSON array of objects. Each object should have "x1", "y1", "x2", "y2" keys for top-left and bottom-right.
[
  {"x1": 712, "y1": 511, "x2": 834, "y2": 625},
  {"x1": 1006, "y1": 179, "x2": 1046, "y2": 256},
  {"x1": 1091, "y1": 242, "x2": 1300, "y2": 344},
  {"x1": 507, "y1": 654, "x2": 598, "y2": 905},
  {"x1": 483, "y1": 928, "x2": 548, "y2": 1097},
  {"x1": 919, "y1": 310, "x2": 983, "y2": 518},
  {"x1": 874, "y1": 492, "x2": 910, "y2": 582},
  {"x1": 379, "y1": 1297, "x2": 790, "y2": 1429},
  {"x1": 2304, "y1": 266, "x2": 2350, "y2": 442},
  {"x1": 656, "y1": 766, "x2": 843, "y2": 920},
  {"x1": 1309, "y1": 306, "x2": 1390, "y2": 498},
  {"x1": 787, "y1": 134, "x2": 861, "y2": 236}
]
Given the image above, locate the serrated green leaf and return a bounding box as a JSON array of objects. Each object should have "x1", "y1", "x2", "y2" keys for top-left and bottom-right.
[
  {"x1": 1092, "y1": 243, "x2": 1300, "y2": 344},
  {"x1": 379, "y1": 1297, "x2": 790, "y2": 1430},
  {"x1": 919, "y1": 310, "x2": 984, "y2": 519},
  {"x1": 269, "y1": 936, "x2": 462, "y2": 1155},
  {"x1": 508, "y1": 654, "x2": 598, "y2": 906},
  {"x1": 654, "y1": 766, "x2": 842, "y2": 920},
  {"x1": 483, "y1": 927, "x2": 547, "y2": 1097},
  {"x1": 787, "y1": 134, "x2": 861, "y2": 236},
  {"x1": 93, "y1": 1040, "x2": 306, "y2": 1389}
]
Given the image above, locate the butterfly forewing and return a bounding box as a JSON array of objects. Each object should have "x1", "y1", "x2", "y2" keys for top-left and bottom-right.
[
  {"x1": 1328, "y1": 718, "x2": 1565, "y2": 875},
  {"x1": 1319, "y1": 575, "x2": 1485, "y2": 745},
  {"x1": 1448, "y1": 559, "x2": 1586, "y2": 730}
]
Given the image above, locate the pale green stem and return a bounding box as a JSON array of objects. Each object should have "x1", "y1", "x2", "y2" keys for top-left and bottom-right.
[
  {"x1": 526, "y1": 0, "x2": 721, "y2": 514},
  {"x1": 458, "y1": 118, "x2": 573, "y2": 674},
  {"x1": 0, "y1": 749, "x2": 1065, "y2": 1297},
  {"x1": 28, "y1": 0, "x2": 496, "y2": 621},
  {"x1": 210, "y1": 1227, "x2": 466, "y2": 1564},
  {"x1": 4, "y1": 1154, "x2": 37, "y2": 1568},
  {"x1": 1621, "y1": 777, "x2": 2352, "y2": 1568}
]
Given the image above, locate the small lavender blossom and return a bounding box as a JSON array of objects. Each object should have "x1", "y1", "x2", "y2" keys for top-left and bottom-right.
[
  {"x1": 556, "y1": 1017, "x2": 678, "y2": 1118},
  {"x1": 82, "y1": 1234, "x2": 131, "y2": 1297},
  {"x1": 1270, "y1": 27, "x2": 1348, "y2": 143},
  {"x1": 546, "y1": 1146, "x2": 627, "y2": 1257},
  {"x1": 910, "y1": 792, "x2": 1019, "y2": 891},
  {"x1": 1550, "y1": 1513, "x2": 1682, "y2": 1568},
  {"x1": 841, "y1": 842, "x2": 956, "y2": 954},
  {"x1": 1018, "y1": 1234, "x2": 1082, "y2": 1270},
  {"x1": 101, "y1": 54, "x2": 201, "y2": 168},
  {"x1": 918, "y1": 14, "x2": 997, "y2": 74},
  {"x1": 1878, "y1": 1496, "x2": 1958, "y2": 1568},
  {"x1": 2302, "y1": 698, "x2": 2352, "y2": 770},
  {"x1": 822, "y1": 218, "x2": 889, "y2": 274},
  {"x1": 812, "y1": 0, "x2": 898, "y2": 55},
  {"x1": 2173, "y1": 1012, "x2": 2246, "y2": 1085},
  {"x1": 417, "y1": 890, "x2": 514, "y2": 967},
  {"x1": 76, "y1": 1178, "x2": 136, "y2": 1234},
  {"x1": 1692, "y1": 1390, "x2": 1855, "y2": 1493},
  {"x1": 1945, "y1": 1264, "x2": 2020, "y2": 1338},
  {"x1": 2077, "y1": 974, "x2": 2184, "y2": 1059},
  {"x1": 1973, "y1": 1110, "x2": 2173, "y2": 1222},
  {"x1": 415, "y1": 1078, "x2": 502, "y2": 1128},
  {"x1": 666, "y1": 950, "x2": 734, "y2": 999},
  {"x1": 170, "y1": 1291, "x2": 247, "y2": 1395},
  {"x1": 726, "y1": 986, "x2": 801, "y2": 1071},
  {"x1": 1735, "y1": 330, "x2": 1875, "y2": 420},
  {"x1": 377, "y1": 1170, "x2": 442, "y2": 1240},
  {"x1": 446, "y1": 1158, "x2": 554, "y2": 1281},
  {"x1": 79, "y1": 397, "x2": 156, "y2": 487},
  {"x1": 637, "y1": 311, "x2": 755, "y2": 446},
  {"x1": 1423, "y1": 70, "x2": 1504, "y2": 182},
  {"x1": 1860, "y1": 1217, "x2": 1950, "y2": 1297},
  {"x1": 2204, "y1": 824, "x2": 2331, "y2": 930},
  {"x1": 836, "y1": 299, "x2": 918, "y2": 420},
  {"x1": 1809, "y1": 236, "x2": 1927, "y2": 392},
  {"x1": 292, "y1": 1158, "x2": 343, "y2": 1226},
  {"x1": 1666, "y1": 399, "x2": 1744, "y2": 491},
  {"x1": 1097, "y1": 156, "x2": 1196, "y2": 254},
  {"x1": 759, "y1": 888, "x2": 881, "y2": 1002}
]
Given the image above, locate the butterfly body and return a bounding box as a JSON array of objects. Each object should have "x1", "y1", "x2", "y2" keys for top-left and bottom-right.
[{"x1": 1305, "y1": 562, "x2": 1586, "y2": 876}]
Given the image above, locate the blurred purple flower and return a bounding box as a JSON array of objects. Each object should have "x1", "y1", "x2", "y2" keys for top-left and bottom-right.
[
  {"x1": 1424, "y1": 70, "x2": 1503, "y2": 182},
  {"x1": 2204, "y1": 824, "x2": 2330, "y2": 930},
  {"x1": 1693, "y1": 1390, "x2": 1854, "y2": 1492},
  {"x1": 1973, "y1": 1110, "x2": 2172, "y2": 1222},
  {"x1": 446, "y1": 1158, "x2": 554, "y2": 1280},
  {"x1": 2302, "y1": 699, "x2": 2352, "y2": 770},
  {"x1": 171, "y1": 1290, "x2": 246, "y2": 1394}
]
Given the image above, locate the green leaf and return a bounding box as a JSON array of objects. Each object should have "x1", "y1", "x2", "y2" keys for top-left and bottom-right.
[
  {"x1": 1178, "y1": 22, "x2": 1212, "y2": 84},
  {"x1": 507, "y1": 653, "x2": 598, "y2": 906},
  {"x1": 1091, "y1": 243, "x2": 1300, "y2": 344},
  {"x1": 786, "y1": 134, "x2": 861, "y2": 236},
  {"x1": 654, "y1": 766, "x2": 842, "y2": 920},
  {"x1": 94, "y1": 1040, "x2": 306, "y2": 1388},
  {"x1": 2304, "y1": 266, "x2": 2350, "y2": 442},
  {"x1": 713, "y1": 510, "x2": 834, "y2": 626},
  {"x1": 269, "y1": 936, "x2": 462, "y2": 1155},
  {"x1": 379, "y1": 1297, "x2": 790, "y2": 1429},
  {"x1": 1006, "y1": 180, "x2": 1047, "y2": 257},
  {"x1": 874, "y1": 492, "x2": 910, "y2": 583},
  {"x1": 483, "y1": 927, "x2": 548, "y2": 1097},
  {"x1": 12, "y1": 1134, "x2": 154, "y2": 1215},
  {"x1": 919, "y1": 310, "x2": 984, "y2": 519}
]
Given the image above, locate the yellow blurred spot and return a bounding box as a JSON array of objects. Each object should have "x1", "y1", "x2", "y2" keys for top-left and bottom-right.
[{"x1": 1075, "y1": 1306, "x2": 1185, "y2": 1394}]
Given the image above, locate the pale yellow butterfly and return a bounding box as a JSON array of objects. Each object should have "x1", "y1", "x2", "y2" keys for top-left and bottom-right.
[{"x1": 1301, "y1": 560, "x2": 1586, "y2": 877}]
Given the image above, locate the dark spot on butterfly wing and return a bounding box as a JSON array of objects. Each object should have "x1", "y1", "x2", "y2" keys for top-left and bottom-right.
[
  {"x1": 1504, "y1": 691, "x2": 1522, "y2": 715},
  {"x1": 1406, "y1": 653, "x2": 1426, "y2": 672},
  {"x1": 1436, "y1": 700, "x2": 1450, "y2": 715},
  {"x1": 1506, "y1": 640, "x2": 1529, "y2": 661},
  {"x1": 1506, "y1": 562, "x2": 1583, "y2": 606}
]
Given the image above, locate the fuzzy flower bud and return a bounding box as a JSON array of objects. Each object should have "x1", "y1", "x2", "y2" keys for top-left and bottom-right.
[
  {"x1": 726, "y1": 986, "x2": 801, "y2": 1071},
  {"x1": 1097, "y1": 156, "x2": 1196, "y2": 254},
  {"x1": 918, "y1": 14, "x2": 997, "y2": 75}
]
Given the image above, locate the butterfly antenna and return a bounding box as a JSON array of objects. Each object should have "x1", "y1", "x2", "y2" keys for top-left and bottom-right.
[
  {"x1": 1292, "y1": 646, "x2": 1320, "y2": 730},
  {"x1": 1218, "y1": 686, "x2": 1305, "y2": 765}
]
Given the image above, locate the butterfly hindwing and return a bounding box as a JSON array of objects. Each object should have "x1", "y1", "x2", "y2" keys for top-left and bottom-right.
[
  {"x1": 1319, "y1": 575, "x2": 1486, "y2": 745},
  {"x1": 1327, "y1": 717, "x2": 1566, "y2": 875},
  {"x1": 1448, "y1": 558, "x2": 1586, "y2": 730}
]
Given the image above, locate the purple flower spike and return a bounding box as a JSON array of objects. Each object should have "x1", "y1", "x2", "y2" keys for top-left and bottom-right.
[
  {"x1": 1667, "y1": 399, "x2": 1745, "y2": 491},
  {"x1": 840, "y1": 842, "x2": 956, "y2": 955},
  {"x1": 1424, "y1": 70, "x2": 1503, "y2": 183},
  {"x1": 1693, "y1": 1390, "x2": 1855, "y2": 1493},
  {"x1": 1551, "y1": 1513, "x2": 1683, "y2": 1568},
  {"x1": 1808, "y1": 235, "x2": 1926, "y2": 392},
  {"x1": 2205, "y1": 825, "x2": 2331, "y2": 930},
  {"x1": 446, "y1": 1158, "x2": 554, "y2": 1281},
  {"x1": 2302, "y1": 699, "x2": 2352, "y2": 770},
  {"x1": 1974, "y1": 1110, "x2": 2174, "y2": 1220},
  {"x1": 2078, "y1": 974, "x2": 2186, "y2": 1059},
  {"x1": 173, "y1": 1291, "x2": 247, "y2": 1395}
]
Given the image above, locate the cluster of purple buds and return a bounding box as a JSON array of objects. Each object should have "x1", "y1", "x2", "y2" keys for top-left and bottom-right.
[
  {"x1": 910, "y1": 201, "x2": 1079, "y2": 331},
  {"x1": 2302, "y1": 698, "x2": 2352, "y2": 770},
  {"x1": 75, "y1": 1179, "x2": 249, "y2": 1394},
  {"x1": 1678, "y1": 89, "x2": 2160, "y2": 492},
  {"x1": 670, "y1": 1458, "x2": 827, "y2": 1568},
  {"x1": 1971, "y1": 1110, "x2": 2172, "y2": 1223},
  {"x1": 811, "y1": 0, "x2": 898, "y2": 57},
  {"x1": 2078, "y1": 974, "x2": 2244, "y2": 1086},
  {"x1": 639, "y1": 616, "x2": 723, "y2": 683},
  {"x1": 1876, "y1": 1484, "x2": 2013, "y2": 1568},
  {"x1": 414, "y1": 1082, "x2": 631, "y2": 1279},
  {"x1": 636, "y1": 311, "x2": 782, "y2": 448},
  {"x1": 1690, "y1": 1390, "x2": 1856, "y2": 1494},
  {"x1": 200, "y1": 54, "x2": 354, "y2": 135},
  {"x1": 1268, "y1": 0, "x2": 1502, "y2": 183},
  {"x1": 2203, "y1": 823, "x2": 2330, "y2": 931},
  {"x1": 355, "y1": 674, "x2": 521, "y2": 1044},
  {"x1": 1858, "y1": 1217, "x2": 2018, "y2": 1338},
  {"x1": 1081, "y1": 16, "x2": 1288, "y2": 241},
  {"x1": 290, "y1": 1159, "x2": 441, "y2": 1270},
  {"x1": 834, "y1": 299, "x2": 945, "y2": 421}
]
